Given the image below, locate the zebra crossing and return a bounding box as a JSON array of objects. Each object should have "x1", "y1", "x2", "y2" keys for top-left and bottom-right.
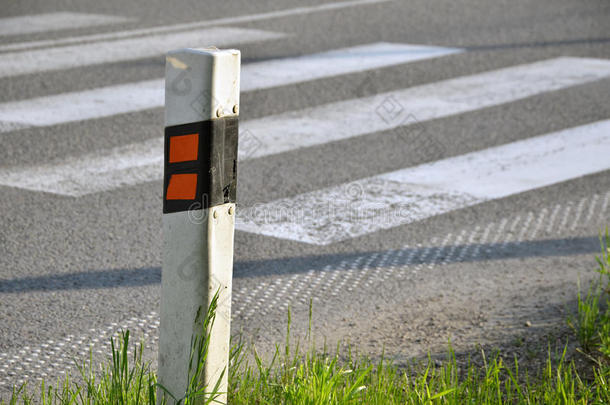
[
  {"x1": 1, "y1": 57, "x2": 608, "y2": 199},
  {"x1": 0, "y1": 42, "x2": 461, "y2": 132},
  {"x1": 1, "y1": 3, "x2": 609, "y2": 392},
  {"x1": 237, "y1": 119, "x2": 610, "y2": 244}
]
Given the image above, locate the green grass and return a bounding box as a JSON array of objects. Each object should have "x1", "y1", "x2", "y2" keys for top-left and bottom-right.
[
  {"x1": 5, "y1": 331, "x2": 157, "y2": 405},
  {"x1": 568, "y1": 229, "x2": 610, "y2": 366},
  {"x1": 4, "y1": 231, "x2": 610, "y2": 404}
]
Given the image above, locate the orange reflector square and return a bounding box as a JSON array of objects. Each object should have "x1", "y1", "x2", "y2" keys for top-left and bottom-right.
[
  {"x1": 166, "y1": 173, "x2": 197, "y2": 200},
  {"x1": 169, "y1": 133, "x2": 199, "y2": 163}
]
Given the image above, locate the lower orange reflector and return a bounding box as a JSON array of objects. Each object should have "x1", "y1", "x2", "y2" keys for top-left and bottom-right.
[{"x1": 166, "y1": 173, "x2": 197, "y2": 200}]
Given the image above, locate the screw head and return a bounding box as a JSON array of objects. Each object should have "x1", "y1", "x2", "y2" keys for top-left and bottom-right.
[
  {"x1": 232, "y1": 104, "x2": 239, "y2": 114},
  {"x1": 228, "y1": 206, "x2": 234, "y2": 215},
  {"x1": 216, "y1": 107, "x2": 223, "y2": 118},
  {"x1": 213, "y1": 210, "x2": 218, "y2": 219}
]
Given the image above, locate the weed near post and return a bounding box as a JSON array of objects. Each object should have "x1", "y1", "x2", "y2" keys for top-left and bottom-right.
[{"x1": 569, "y1": 229, "x2": 610, "y2": 365}]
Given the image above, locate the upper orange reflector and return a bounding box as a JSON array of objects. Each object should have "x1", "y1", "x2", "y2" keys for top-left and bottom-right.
[
  {"x1": 166, "y1": 173, "x2": 197, "y2": 200},
  {"x1": 169, "y1": 133, "x2": 199, "y2": 163}
]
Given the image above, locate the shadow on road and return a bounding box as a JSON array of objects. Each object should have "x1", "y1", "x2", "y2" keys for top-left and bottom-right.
[{"x1": 0, "y1": 235, "x2": 600, "y2": 293}]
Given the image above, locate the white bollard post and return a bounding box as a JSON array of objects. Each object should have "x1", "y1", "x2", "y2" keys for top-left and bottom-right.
[{"x1": 158, "y1": 47, "x2": 240, "y2": 404}]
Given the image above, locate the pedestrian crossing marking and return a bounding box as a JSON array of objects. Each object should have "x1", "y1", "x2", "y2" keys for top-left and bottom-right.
[
  {"x1": 240, "y1": 57, "x2": 610, "y2": 160},
  {"x1": 0, "y1": 57, "x2": 608, "y2": 197},
  {"x1": 236, "y1": 119, "x2": 610, "y2": 245},
  {"x1": 0, "y1": 43, "x2": 461, "y2": 132}
]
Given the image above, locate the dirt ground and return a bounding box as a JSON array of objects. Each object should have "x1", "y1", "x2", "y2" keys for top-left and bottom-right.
[{"x1": 242, "y1": 248, "x2": 604, "y2": 382}]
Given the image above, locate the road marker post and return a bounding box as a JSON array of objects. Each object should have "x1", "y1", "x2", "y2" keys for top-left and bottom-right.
[{"x1": 158, "y1": 48, "x2": 240, "y2": 404}]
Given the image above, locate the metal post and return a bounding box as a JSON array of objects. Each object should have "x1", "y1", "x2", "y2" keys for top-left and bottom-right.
[{"x1": 158, "y1": 47, "x2": 240, "y2": 404}]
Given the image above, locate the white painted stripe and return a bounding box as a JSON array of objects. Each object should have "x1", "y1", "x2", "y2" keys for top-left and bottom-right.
[
  {"x1": 0, "y1": 0, "x2": 390, "y2": 53},
  {"x1": 0, "y1": 79, "x2": 163, "y2": 132},
  {"x1": 0, "y1": 137, "x2": 164, "y2": 197},
  {"x1": 0, "y1": 12, "x2": 133, "y2": 36},
  {"x1": 0, "y1": 43, "x2": 461, "y2": 131},
  {"x1": 1, "y1": 58, "x2": 609, "y2": 197},
  {"x1": 236, "y1": 120, "x2": 610, "y2": 245},
  {"x1": 0, "y1": 27, "x2": 284, "y2": 78},
  {"x1": 241, "y1": 57, "x2": 610, "y2": 159},
  {"x1": 243, "y1": 42, "x2": 462, "y2": 91}
]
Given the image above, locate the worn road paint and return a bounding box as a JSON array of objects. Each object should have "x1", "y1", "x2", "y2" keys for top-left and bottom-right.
[{"x1": 236, "y1": 120, "x2": 610, "y2": 244}]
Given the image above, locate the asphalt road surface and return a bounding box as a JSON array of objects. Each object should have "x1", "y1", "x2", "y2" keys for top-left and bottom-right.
[{"x1": 1, "y1": 0, "x2": 609, "y2": 395}]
